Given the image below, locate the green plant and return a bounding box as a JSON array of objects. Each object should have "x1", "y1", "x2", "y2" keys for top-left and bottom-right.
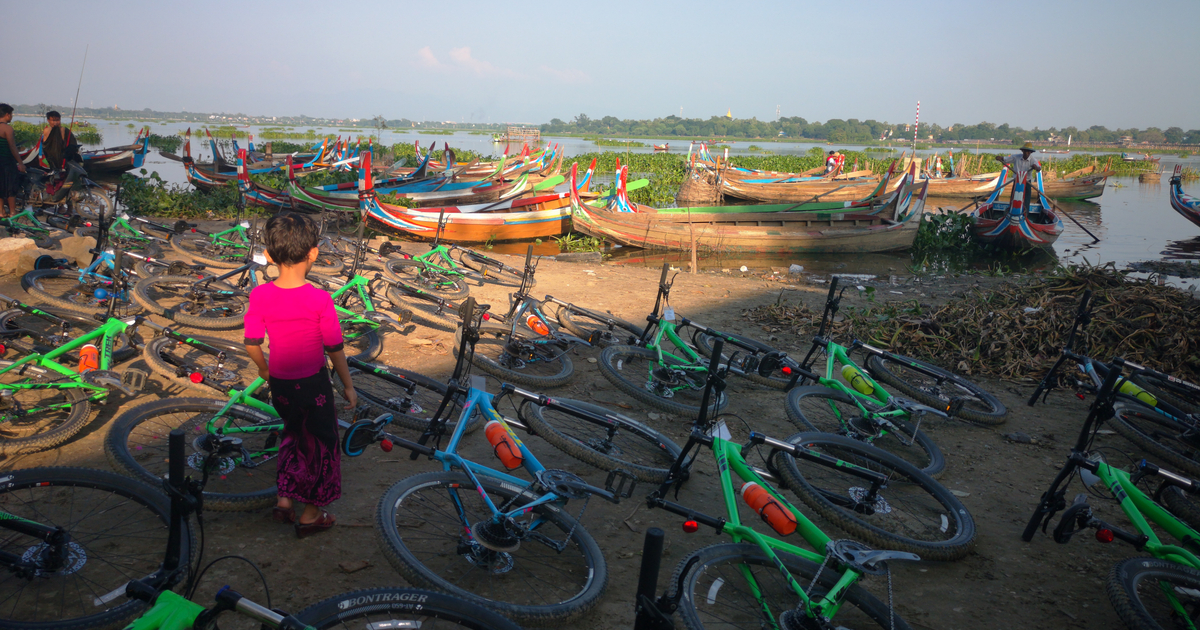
[
  {"x1": 552, "y1": 233, "x2": 605, "y2": 253},
  {"x1": 119, "y1": 171, "x2": 248, "y2": 218}
]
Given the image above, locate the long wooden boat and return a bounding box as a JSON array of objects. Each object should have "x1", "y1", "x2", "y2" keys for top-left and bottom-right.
[
  {"x1": 922, "y1": 164, "x2": 1109, "y2": 201},
  {"x1": 1122, "y1": 152, "x2": 1161, "y2": 163},
  {"x1": 362, "y1": 152, "x2": 590, "y2": 243},
  {"x1": 20, "y1": 127, "x2": 151, "y2": 176},
  {"x1": 1170, "y1": 165, "x2": 1200, "y2": 229},
  {"x1": 969, "y1": 168, "x2": 1064, "y2": 251},
  {"x1": 571, "y1": 164, "x2": 929, "y2": 254},
  {"x1": 235, "y1": 149, "x2": 292, "y2": 209}
]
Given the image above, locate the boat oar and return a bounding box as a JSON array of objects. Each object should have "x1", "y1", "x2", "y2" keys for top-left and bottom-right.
[
  {"x1": 777, "y1": 184, "x2": 852, "y2": 212},
  {"x1": 1045, "y1": 196, "x2": 1100, "y2": 243}
]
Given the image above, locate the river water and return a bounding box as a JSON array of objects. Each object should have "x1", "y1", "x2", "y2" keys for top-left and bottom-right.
[{"x1": 23, "y1": 117, "x2": 1200, "y2": 288}]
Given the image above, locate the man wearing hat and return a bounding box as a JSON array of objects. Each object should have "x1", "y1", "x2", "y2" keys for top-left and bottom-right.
[{"x1": 999, "y1": 142, "x2": 1041, "y2": 177}]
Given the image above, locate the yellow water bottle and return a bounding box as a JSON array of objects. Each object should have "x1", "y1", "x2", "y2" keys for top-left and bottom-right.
[
  {"x1": 1117, "y1": 378, "x2": 1158, "y2": 407},
  {"x1": 841, "y1": 365, "x2": 876, "y2": 396}
]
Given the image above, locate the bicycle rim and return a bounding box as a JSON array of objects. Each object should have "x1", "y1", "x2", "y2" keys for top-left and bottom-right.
[
  {"x1": 334, "y1": 364, "x2": 478, "y2": 434},
  {"x1": 294, "y1": 587, "x2": 523, "y2": 630},
  {"x1": 524, "y1": 398, "x2": 681, "y2": 482},
  {"x1": 0, "y1": 360, "x2": 92, "y2": 455}
]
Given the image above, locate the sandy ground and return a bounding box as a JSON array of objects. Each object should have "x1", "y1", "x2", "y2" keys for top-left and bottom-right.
[{"x1": 0, "y1": 242, "x2": 1156, "y2": 629}]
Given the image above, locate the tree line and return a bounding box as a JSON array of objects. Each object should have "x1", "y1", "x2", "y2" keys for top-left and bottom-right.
[{"x1": 540, "y1": 114, "x2": 1200, "y2": 145}]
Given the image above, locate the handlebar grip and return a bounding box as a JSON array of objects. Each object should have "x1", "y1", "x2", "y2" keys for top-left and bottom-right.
[
  {"x1": 828, "y1": 276, "x2": 839, "y2": 298},
  {"x1": 660, "y1": 262, "x2": 669, "y2": 286},
  {"x1": 525, "y1": 244, "x2": 533, "y2": 268},
  {"x1": 459, "y1": 296, "x2": 477, "y2": 325},
  {"x1": 168, "y1": 430, "x2": 185, "y2": 488},
  {"x1": 707, "y1": 338, "x2": 724, "y2": 374}
]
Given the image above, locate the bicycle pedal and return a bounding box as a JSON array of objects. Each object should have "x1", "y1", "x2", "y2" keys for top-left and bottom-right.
[
  {"x1": 363, "y1": 311, "x2": 403, "y2": 329},
  {"x1": 605, "y1": 469, "x2": 637, "y2": 500},
  {"x1": 121, "y1": 368, "x2": 148, "y2": 394},
  {"x1": 81, "y1": 370, "x2": 135, "y2": 395}
]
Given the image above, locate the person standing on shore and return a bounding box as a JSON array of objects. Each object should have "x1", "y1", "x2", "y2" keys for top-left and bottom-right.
[
  {"x1": 0, "y1": 104, "x2": 26, "y2": 218},
  {"x1": 243, "y1": 212, "x2": 356, "y2": 538}
]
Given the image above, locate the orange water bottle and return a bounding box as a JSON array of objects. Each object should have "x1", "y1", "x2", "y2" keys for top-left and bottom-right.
[
  {"x1": 841, "y1": 365, "x2": 876, "y2": 396},
  {"x1": 524, "y1": 313, "x2": 550, "y2": 336},
  {"x1": 740, "y1": 481, "x2": 797, "y2": 536},
  {"x1": 485, "y1": 420, "x2": 524, "y2": 469},
  {"x1": 77, "y1": 344, "x2": 100, "y2": 374}
]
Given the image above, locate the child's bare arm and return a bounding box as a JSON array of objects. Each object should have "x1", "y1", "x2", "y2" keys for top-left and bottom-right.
[
  {"x1": 245, "y1": 345, "x2": 269, "y2": 380},
  {"x1": 327, "y1": 348, "x2": 356, "y2": 409}
]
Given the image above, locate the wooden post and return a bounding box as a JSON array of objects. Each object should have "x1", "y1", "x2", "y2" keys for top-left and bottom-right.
[{"x1": 687, "y1": 206, "x2": 698, "y2": 274}]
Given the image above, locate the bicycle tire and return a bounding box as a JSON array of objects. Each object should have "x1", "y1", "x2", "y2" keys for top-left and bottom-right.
[
  {"x1": 142, "y1": 334, "x2": 258, "y2": 395},
  {"x1": 773, "y1": 432, "x2": 976, "y2": 561},
  {"x1": 72, "y1": 227, "x2": 161, "y2": 258},
  {"x1": 692, "y1": 328, "x2": 797, "y2": 390},
  {"x1": 293, "y1": 587, "x2": 524, "y2": 630},
  {"x1": 386, "y1": 284, "x2": 459, "y2": 332},
  {"x1": 375, "y1": 470, "x2": 606, "y2": 625},
  {"x1": 21, "y1": 269, "x2": 141, "y2": 317},
  {"x1": 556, "y1": 304, "x2": 643, "y2": 348},
  {"x1": 1160, "y1": 486, "x2": 1200, "y2": 531},
  {"x1": 72, "y1": 188, "x2": 113, "y2": 221},
  {"x1": 132, "y1": 275, "x2": 247, "y2": 330},
  {"x1": 455, "y1": 249, "x2": 527, "y2": 288},
  {"x1": 0, "y1": 359, "x2": 92, "y2": 456},
  {"x1": 332, "y1": 362, "x2": 479, "y2": 435},
  {"x1": 169, "y1": 233, "x2": 248, "y2": 269},
  {"x1": 455, "y1": 322, "x2": 574, "y2": 388},
  {"x1": 105, "y1": 397, "x2": 281, "y2": 511},
  {"x1": 865, "y1": 353, "x2": 1007, "y2": 426},
  {"x1": 1107, "y1": 556, "x2": 1200, "y2": 630},
  {"x1": 596, "y1": 345, "x2": 728, "y2": 418},
  {"x1": 0, "y1": 306, "x2": 137, "y2": 362},
  {"x1": 672, "y1": 542, "x2": 913, "y2": 630},
  {"x1": 523, "y1": 398, "x2": 682, "y2": 483},
  {"x1": 382, "y1": 258, "x2": 470, "y2": 299},
  {"x1": 303, "y1": 274, "x2": 386, "y2": 361},
  {"x1": 783, "y1": 386, "x2": 945, "y2": 478},
  {"x1": 0, "y1": 466, "x2": 192, "y2": 630},
  {"x1": 1110, "y1": 402, "x2": 1200, "y2": 477}
]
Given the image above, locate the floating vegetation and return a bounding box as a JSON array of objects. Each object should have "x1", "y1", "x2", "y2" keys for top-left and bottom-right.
[
  {"x1": 120, "y1": 171, "x2": 246, "y2": 218},
  {"x1": 595, "y1": 138, "x2": 647, "y2": 147},
  {"x1": 146, "y1": 133, "x2": 182, "y2": 153},
  {"x1": 552, "y1": 233, "x2": 605, "y2": 253},
  {"x1": 417, "y1": 130, "x2": 453, "y2": 135},
  {"x1": 1181, "y1": 167, "x2": 1199, "y2": 181},
  {"x1": 744, "y1": 264, "x2": 1200, "y2": 381}
]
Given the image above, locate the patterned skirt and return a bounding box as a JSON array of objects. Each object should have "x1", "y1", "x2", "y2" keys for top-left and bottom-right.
[{"x1": 269, "y1": 367, "x2": 341, "y2": 506}]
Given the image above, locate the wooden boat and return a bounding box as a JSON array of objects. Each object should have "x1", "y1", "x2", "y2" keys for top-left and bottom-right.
[
  {"x1": 924, "y1": 163, "x2": 1109, "y2": 201},
  {"x1": 571, "y1": 164, "x2": 929, "y2": 254},
  {"x1": 19, "y1": 127, "x2": 151, "y2": 176},
  {"x1": 1170, "y1": 165, "x2": 1200, "y2": 229},
  {"x1": 1122, "y1": 152, "x2": 1160, "y2": 163},
  {"x1": 362, "y1": 152, "x2": 590, "y2": 243},
  {"x1": 653, "y1": 143, "x2": 669, "y2": 152},
  {"x1": 969, "y1": 169, "x2": 1064, "y2": 251},
  {"x1": 235, "y1": 149, "x2": 292, "y2": 209}
]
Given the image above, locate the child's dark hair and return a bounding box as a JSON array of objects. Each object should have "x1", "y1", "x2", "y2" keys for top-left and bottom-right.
[
  {"x1": 264, "y1": 212, "x2": 319, "y2": 266},
  {"x1": 45, "y1": 111, "x2": 61, "y2": 120},
  {"x1": 0, "y1": 104, "x2": 12, "y2": 117}
]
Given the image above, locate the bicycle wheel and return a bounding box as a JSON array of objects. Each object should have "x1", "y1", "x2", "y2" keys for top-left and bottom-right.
[
  {"x1": 332, "y1": 362, "x2": 479, "y2": 435},
  {"x1": 556, "y1": 304, "x2": 643, "y2": 348},
  {"x1": 523, "y1": 398, "x2": 681, "y2": 483},
  {"x1": 294, "y1": 587, "x2": 524, "y2": 630},
  {"x1": 0, "y1": 360, "x2": 92, "y2": 456},
  {"x1": 773, "y1": 432, "x2": 976, "y2": 561},
  {"x1": 71, "y1": 188, "x2": 113, "y2": 221},
  {"x1": 1110, "y1": 402, "x2": 1200, "y2": 477},
  {"x1": 865, "y1": 353, "x2": 1007, "y2": 426},
  {"x1": 105, "y1": 397, "x2": 281, "y2": 511},
  {"x1": 142, "y1": 334, "x2": 258, "y2": 395},
  {"x1": 132, "y1": 275, "x2": 247, "y2": 330},
  {"x1": 0, "y1": 306, "x2": 138, "y2": 361},
  {"x1": 21, "y1": 269, "x2": 141, "y2": 317},
  {"x1": 1107, "y1": 556, "x2": 1200, "y2": 630},
  {"x1": 169, "y1": 233, "x2": 248, "y2": 269},
  {"x1": 456, "y1": 322, "x2": 574, "y2": 388},
  {"x1": 597, "y1": 345, "x2": 727, "y2": 418},
  {"x1": 455, "y1": 249, "x2": 527, "y2": 288},
  {"x1": 1161, "y1": 486, "x2": 1200, "y2": 531},
  {"x1": 386, "y1": 284, "x2": 459, "y2": 332},
  {"x1": 375, "y1": 470, "x2": 606, "y2": 625},
  {"x1": 672, "y1": 543, "x2": 912, "y2": 630},
  {"x1": 382, "y1": 259, "x2": 470, "y2": 299},
  {"x1": 73, "y1": 227, "x2": 160, "y2": 258},
  {"x1": 0, "y1": 466, "x2": 191, "y2": 630},
  {"x1": 784, "y1": 386, "x2": 945, "y2": 478},
  {"x1": 692, "y1": 329, "x2": 797, "y2": 390}
]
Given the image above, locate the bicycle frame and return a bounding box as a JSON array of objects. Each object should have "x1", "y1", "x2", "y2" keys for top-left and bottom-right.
[{"x1": 0, "y1": 309, "x2": 135, "y2": 405}]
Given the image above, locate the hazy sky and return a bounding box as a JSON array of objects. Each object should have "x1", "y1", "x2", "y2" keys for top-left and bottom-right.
[{"x1": 4, "y1": 0, "x2": 1198, "y2": 130}]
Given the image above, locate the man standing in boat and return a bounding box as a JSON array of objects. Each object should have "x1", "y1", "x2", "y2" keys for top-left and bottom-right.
[
  {"x1": 999, "y1": 142, "x2": 1042, "y2": 210},
  {"x1": 824, "y1": 150, "x2": 845, "y2": 177},
  {"x1": 40, "y1": 111, "x2": 81, "y2": 171}
]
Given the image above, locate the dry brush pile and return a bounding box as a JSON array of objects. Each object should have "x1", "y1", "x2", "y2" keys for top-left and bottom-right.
[{"x1": 744, "y1": 266, "x2": 1200, "y2": 382}]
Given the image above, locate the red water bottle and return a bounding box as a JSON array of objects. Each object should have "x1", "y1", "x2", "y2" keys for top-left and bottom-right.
[
  {"x1": 741, "y1": 481, "x2": 797, "y2": 536},
  {"x1": 77, "y1": 344, "x2": 100, "y2": 374},
  {"x1": 485, "y1": 420, "x2": 524, "y2": 470}
]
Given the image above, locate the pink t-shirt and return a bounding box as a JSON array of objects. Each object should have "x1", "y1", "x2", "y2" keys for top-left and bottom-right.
[{"x1": 243, "y1": 282, "x2": 344, "y2": 379}]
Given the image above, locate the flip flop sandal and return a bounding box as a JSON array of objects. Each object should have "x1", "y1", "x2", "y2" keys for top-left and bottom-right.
[{"x1": 294, "y1": 511, "x2": 336, "y2": 538}]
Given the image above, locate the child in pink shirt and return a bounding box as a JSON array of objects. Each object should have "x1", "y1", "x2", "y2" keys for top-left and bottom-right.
[{"x1": 244, "y1": 212, "x2": 356, "y2": 538}]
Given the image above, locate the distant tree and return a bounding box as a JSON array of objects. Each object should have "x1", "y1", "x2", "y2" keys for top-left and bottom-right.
[
  {"x1": 1165, "y1": 127, "x2": 1185, "y2": 143},
  {"x1": 1137, "y1": 128, "x2": 1166, "y2": 143}
]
